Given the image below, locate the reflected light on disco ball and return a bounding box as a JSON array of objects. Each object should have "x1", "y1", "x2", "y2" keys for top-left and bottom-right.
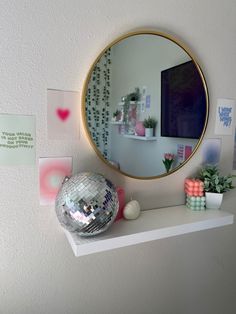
[{"x1": 55, "y1": 172, "x2": 119, "y2": 236}]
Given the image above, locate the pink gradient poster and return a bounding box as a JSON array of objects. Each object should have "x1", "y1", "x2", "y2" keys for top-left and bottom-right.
[
  {"x1": 184, "y1": 145, "x2": 192, "y2": 160},
  {"x1": 39, "y1": 157, "x2": 72, "y2": 205},
  {"x1": 47, "y1": 89, "x2": 80, "y2": 139}
]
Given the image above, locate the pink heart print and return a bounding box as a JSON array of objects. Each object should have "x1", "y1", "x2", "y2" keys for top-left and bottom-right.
[{"x1": 57, "y1": 108, "x2": 70, "y2": 121}]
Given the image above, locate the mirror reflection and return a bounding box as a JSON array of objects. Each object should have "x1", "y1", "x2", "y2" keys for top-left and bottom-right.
[{"x1": 83, "y1": 32, "x2": 208, "y2": 178}]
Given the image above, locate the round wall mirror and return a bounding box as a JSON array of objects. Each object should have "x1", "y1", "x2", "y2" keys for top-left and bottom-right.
[{"x1": 82, "y1": 30, "x2": 209, "y2": 179}]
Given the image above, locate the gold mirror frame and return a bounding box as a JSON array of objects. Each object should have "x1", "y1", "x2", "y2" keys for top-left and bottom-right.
[{"x1": 81, "y1": 29, "x2": 209, "y2": 180}]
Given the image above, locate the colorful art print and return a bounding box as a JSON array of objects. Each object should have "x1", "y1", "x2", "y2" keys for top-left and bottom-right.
[
  {"x1": 39, "y1": 157, "x2": 72, "y2": 205},
  {"x1": 184, "y1": 145, "x2": 192, "y2": 160},
  {"x1": 201, "y1": 138, "x2": 221, "y2": 166},
  {"x1": 177, "y1": 144, "x2": 184, "y2": 163},
  {"x1": 145, "y1": 95, "x2": 151, "y2": 108},
  {"x1": 47, "y1": 89, "x2": 80, "y2": 139},
  {"x1": 214, "y1": 98, "x2": 235, "y2": 135}
]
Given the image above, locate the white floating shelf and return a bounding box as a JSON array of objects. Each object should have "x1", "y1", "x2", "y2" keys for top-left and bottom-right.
[
  {"x1": 64, "y1": 205, "x2": 234, "y2": 257},
  {"x1": 123, "y1": 134, "x2": 157, "y2": 141}
]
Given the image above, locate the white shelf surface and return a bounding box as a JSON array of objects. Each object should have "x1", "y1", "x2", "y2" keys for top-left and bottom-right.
[
  {"x1": 117, "y1": 101, "x2": 141, "y2": 106},
  {"x1": 123, "y1": 134, "x2": 157, "y2": 141},
  {"x1": 110, "y1": 121, "x2": 125, "y2": 125},
  {"x1": 64, "y1": 205, "x2": 234, "y2": 257}
]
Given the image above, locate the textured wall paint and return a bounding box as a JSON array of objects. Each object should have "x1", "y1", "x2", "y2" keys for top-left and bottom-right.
[{"x1": 0, "y1": 1, "x2": 236, "y2": 313}]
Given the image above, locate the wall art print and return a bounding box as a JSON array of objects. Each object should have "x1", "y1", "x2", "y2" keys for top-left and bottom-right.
[
  {"x1": 184, "y1": 145, "x2": 192, "y2": 160},
  {"x1": 177, "y1": 144, "x2": 184, "y2": 164},
  {"x1": 0, "y1": 114, "x2": 36, "y2": 165},
  {"x1": 39, "y1": 157, "x2": 72, "y2": 205},
  {"x1": 232, "y1": 128, "x2": 236, "y2": 175},
  {"x1": 201, "y1": 138, "x2": 221, "y2": 165},
  {"x1": 85, "y1": 48, "x2": 112, "y2": 159},
  {"x1": 214, "y1": 98, "x2": 235, "y2": 135},
  {"x1": 177, "y1": 144, "x2": 192, "y2": 165},
  {"x1": 47, "y1": 89, "x2": 80, "y2": 139}
]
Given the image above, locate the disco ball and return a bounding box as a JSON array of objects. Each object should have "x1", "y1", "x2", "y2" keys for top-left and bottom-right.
[{"x1": 55, "y1": 172, "x2": 119, "y2": 237}]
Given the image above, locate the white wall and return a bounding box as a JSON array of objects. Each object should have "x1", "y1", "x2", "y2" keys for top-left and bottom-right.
[{"x1": 1, "y1": 1, "x2": 236, "y2": 313}]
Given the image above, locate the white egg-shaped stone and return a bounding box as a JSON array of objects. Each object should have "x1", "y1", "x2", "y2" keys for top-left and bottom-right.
[{"x1": 123, "y1": 200, "x2": 141, "y2": 220}]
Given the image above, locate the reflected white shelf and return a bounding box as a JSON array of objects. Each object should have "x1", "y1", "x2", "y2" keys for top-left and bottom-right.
[
  {"x1": 123, "y1": 134, "x2": 157, "y2": 141},
  {"x1": 64, "y1": 205, "x2": 234, "y2": 257},
  {"x1": 110, "y1": 121, "x2": 125, "y2": 125},
  {"x1": 117, "y1": 101, "x2": 141, "y2": 106}
]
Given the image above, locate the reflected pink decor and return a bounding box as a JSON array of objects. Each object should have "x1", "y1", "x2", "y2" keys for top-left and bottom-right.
[
  {"x1": 115, "y1": 187, "x2": 125, "y2": 221},
  {"x1": 135, "y1": 121, "x2": 145, "y2": 136},
  {"x1": 185, "y1": 145, "x2": 192, "y2": 160}
]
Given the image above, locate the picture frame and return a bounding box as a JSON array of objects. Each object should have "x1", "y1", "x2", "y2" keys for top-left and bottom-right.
[{"x1": 232, "y1": 128, "x2": 236, "y2": 176}]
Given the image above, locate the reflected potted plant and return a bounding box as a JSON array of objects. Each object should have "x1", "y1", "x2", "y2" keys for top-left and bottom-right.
[
  {"x1": 198, "y1": 165, "x2": 234, "y2": 209},
  {"x1": 143, "y1": 116, "x2": 157, "y2": 137},
  {"x1": 113, "y1": 110, "x2": 122, "y2": 121}
]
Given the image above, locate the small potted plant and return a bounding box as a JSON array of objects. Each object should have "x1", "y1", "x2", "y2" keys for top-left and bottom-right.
[
  {"x1": 162, "y1": 153, "x2": 175, "y2": 173},
  {"x1": 198, "y1": 165, "x2": 234, "y2": 209},
  {"x1": 143, "y1": 116, "x2": 157, "y2": 137},
  {"x1": 112, "y1": 110, "x2": 122, "y2": 121}
]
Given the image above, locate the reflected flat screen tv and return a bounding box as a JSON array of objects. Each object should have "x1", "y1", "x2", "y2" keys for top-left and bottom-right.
[{"x1": 161, "y1": 61, "x2": 206, "y2": 139}]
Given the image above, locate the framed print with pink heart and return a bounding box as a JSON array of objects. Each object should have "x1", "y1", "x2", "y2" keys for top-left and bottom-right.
[{"x1": 47, "y1": 89, "x2": 80, "y2": 139}]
